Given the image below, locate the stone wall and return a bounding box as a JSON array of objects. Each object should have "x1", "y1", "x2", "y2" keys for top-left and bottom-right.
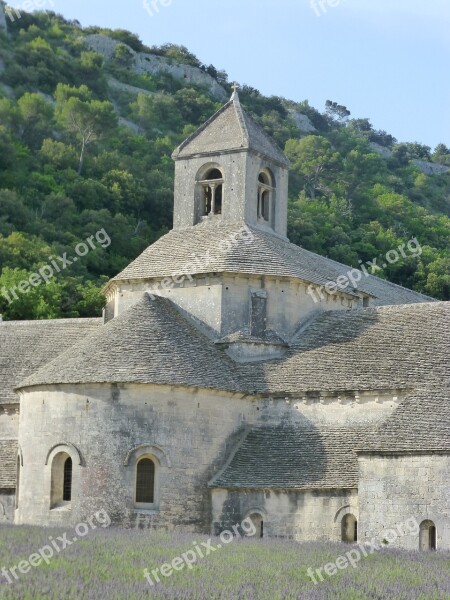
[
  {"x1": 15, "y1": 382, "x2": 399, "y2": 531},
  {"x1": 172, "y1": 150, "x2": 291, "y2": 234},
  {"x1": 0, "y1": 490, "x2": 15, "y2": 523},
  {"x1": 0, "y1": 404, "x2": 19, "y2": 439},
  {"x1": 111, "y1": 272, "x2": 356, "y2": 343},
  {"x1": 16, "y1": 383, "x2": 260, "y2": 529},
  {"x1": 211, "y1": 488, "x2": 358, "y2": 541},
  {"x1": 358, "y1": 453, "x2": 450, "y2": 550}
]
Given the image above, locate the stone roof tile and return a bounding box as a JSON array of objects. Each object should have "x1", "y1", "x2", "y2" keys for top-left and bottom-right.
[
  {"x1": 111, "y1": 223, "x2": 433, "y2": 306},
  {"x1": 0, "y1": 318, "x2": 102, "y2": 405},
  {"x1": 243, "y1": 302, "x2": 449, "y2": 395},
  {"x1": 0, "y1": 440, "x2": 17, "y2": 488},
  {"x1": 17, "y1": 295, "x2": 245, "y2": 393},
  {"x1": 210, "y1": 424, "x2": 366, "y2": 489}
]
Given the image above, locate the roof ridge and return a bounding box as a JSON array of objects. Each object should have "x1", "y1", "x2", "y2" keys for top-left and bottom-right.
[
  {"x1": 231, "y1": 91, "x2": 249, "y2": 148},
  {"x1": 0, "y1": 318, "x2": 102, "y2": 326}
]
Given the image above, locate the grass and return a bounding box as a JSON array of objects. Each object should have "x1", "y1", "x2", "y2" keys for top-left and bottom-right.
[{"x1": 0, "y1": 525, "x2": 449, "y2": 599}]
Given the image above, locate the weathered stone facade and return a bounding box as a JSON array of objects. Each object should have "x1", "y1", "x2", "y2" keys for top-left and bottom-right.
[
  {"x1": 1, "y1": 91, "x2": 448, "y2": 552},
  {"x1": 358, "y1": 454, "x2": 450, "y2": 549}
]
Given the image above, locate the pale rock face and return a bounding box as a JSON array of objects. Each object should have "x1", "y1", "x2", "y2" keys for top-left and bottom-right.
[
  {"x1": 288, "y1": 109, "x2": 317, "y2": 133},
  {"x1": 83, "y1": 34, "x2": 228, "y2": 101},
  {"x1": 412, "y1": 159, "x2": 450, "y2": 176}
]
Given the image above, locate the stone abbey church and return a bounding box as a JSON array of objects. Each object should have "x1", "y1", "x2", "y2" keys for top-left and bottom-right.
[{"x1": 0, "y1": 91, "x2": 449, "y2": 551}]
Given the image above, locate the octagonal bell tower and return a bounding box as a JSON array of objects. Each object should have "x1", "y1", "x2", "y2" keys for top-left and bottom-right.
[{"x1": 171, "y1": 88, "x2": 290, "y2": 239}]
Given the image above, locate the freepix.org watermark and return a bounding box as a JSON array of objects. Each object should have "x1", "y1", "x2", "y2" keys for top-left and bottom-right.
[
  {"x1": 307, "y1": 517, "x2": 420, "y2": 585},
  {"x1": 143, "y1": 518, "x2": 257, "y2": 586},
  {"x1": 1, "y1": 228, "x2": 111, "y2": 305},
  {"x1": 310, "y1": 0, "x2": 346, "y2": 17},
  {"x1": 3, "y1": 0, "x2": 55, "y2": 23},
  {"x1": 0, "y1": 510, "x2": 111, "y2": 585},
  {"x1": 143, "y1": 0, "x2": 173, "y2": 18},
  {"x1": 148, "y1": 225, "x2": 254, "y2": 300},
  {"x1": 307, "y1": 238, "x2": 423, "y2": 304}
]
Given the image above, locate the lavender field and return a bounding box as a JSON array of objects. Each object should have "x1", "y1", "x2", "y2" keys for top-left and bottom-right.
[{"x1": 0, "y1": 526, "x2": 450, "y2": 599}]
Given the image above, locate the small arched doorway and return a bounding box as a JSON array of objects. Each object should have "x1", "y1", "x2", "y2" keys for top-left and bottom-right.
[
  {"x1": 341, "y1": 514, "x2": 357, "y2": 543},
  {"x1": 420, "y1": 520, "x2": 436, "y2": 551},
  {"x1": 248, "y1": 512, "x2": 264, "y2": 538}
]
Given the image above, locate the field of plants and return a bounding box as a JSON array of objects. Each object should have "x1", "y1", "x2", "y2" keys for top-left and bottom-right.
[{"x1": 0, "y1": 526, "x2": 450, "y2": 599}]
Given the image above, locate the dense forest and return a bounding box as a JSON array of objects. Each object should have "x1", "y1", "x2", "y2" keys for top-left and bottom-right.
[{"x1": 0, "y1": 7, "x2": 448, "y2": 320}]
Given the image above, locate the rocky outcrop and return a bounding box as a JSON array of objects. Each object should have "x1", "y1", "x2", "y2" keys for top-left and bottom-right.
[
  {"x1": 369, "y1": 142, "x2": 393, "y2": 159},
  {"x1": 288, "y1": 110, "x2": 316, "y2": 133},
  {"x1": 84, "y1": 34, "x2": 228, "y2": 101},
  {"x1": 369, "y1": 143, "x2": 449, "y2": 175},
  {"x1": 412, "y1": 159, "x2": 450, "y2": 176},
  {"x1": 107, "y1": 76, "x2": 155, "y2": 97}
]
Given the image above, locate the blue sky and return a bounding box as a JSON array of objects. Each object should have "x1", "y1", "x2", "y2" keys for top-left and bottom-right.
[{"x1": 11, "y1": 0, "x2": 450, "y2": 148}]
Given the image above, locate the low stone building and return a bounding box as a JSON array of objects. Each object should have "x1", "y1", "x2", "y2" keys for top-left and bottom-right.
[{"x1": 1, "y1": 91, "x2": 448, "y2": 552}]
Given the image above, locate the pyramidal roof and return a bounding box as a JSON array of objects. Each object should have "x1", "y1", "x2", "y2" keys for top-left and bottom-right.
[{"x1": 172, "y1": 90, "x2": 290, "y2": 167}]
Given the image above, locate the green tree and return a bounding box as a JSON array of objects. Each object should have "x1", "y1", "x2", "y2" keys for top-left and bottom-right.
[
  {"x1": 113, "y1": 44, "x2": 134, "y2": 68},
  {"x1": 325, "y1": 100, "x2": 351, "y2": 122},
  {"x1": 55, "y1": 84, "x2": 117, "y2": 174},
  {"x1": 17, "y1": 92, "x2": 54, "y2": 148},
  {"x1": 285, "y1": 136, "x2": 341, "y2": 199}
]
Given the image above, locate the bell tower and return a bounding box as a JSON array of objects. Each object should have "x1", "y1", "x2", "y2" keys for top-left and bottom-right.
[{"x1": 171, "y1": 88, "x2": 290, "y2": 238}]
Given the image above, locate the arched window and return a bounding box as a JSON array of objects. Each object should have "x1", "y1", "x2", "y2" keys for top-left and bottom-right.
[
  {"x1": 420, "y1": 520, "x2": 436, "y2": 551},
  {"x1": 248, "y1": 512, "x2": 264, "y2": 538},
  {"x1": 50, "y1": 452, "x2": 73, "y2": 509},
  {"x1": 257, "y1": 170, "x2": 275, "y2": 224},
  {"x1": 341, "y1": 514, "x2": 357, "y2": 543},
  {"x1": 198, "y1": 168, "x2": 224, "y2": 217},
  {"x1": 136, "y1": 458, "x2": 155, "y2": 504},
  {"x1": 63, "y1": 457, "x2": 72, "y2": 502}
]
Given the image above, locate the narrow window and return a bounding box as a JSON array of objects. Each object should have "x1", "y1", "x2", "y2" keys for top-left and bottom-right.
[
  {"x1": 250, "y1": 289, "x2": 267, "y2": 337},
  {"x1": 50, "y1": 451, "x2": 73, "y2": 508},
  {"x1": 341, "y1": 514, "x2": 357, "y2": 543},
  {"x1": 63, "y1": 457, "x2": 72, "y2": 502},
  {"x1": 15, "y1": 455, "x2": 20, "y2": 509},
  {"x1": 420, "y1": 520, "x2": 436, "y2": 551},
  {"x1": 136, "y1": 458, "x2": 155, "y2": 504},
  {"x1": 257, "y1": 171, "x2": 275, "y2": 225}
]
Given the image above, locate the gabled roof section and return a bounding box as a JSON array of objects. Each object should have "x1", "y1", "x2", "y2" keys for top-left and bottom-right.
[
  {"x1": 17, "y1": 295, "x2": 244, "y2": 394},
  {"x1": 0, "y1": 318, "x2": 102, "y2": 405},
  {"x1": 172, "y1": 91, "x2": 289, "y2": 167},
  {"x1": 210, "y1": 424, "x2": 368, "y2": 489}
]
